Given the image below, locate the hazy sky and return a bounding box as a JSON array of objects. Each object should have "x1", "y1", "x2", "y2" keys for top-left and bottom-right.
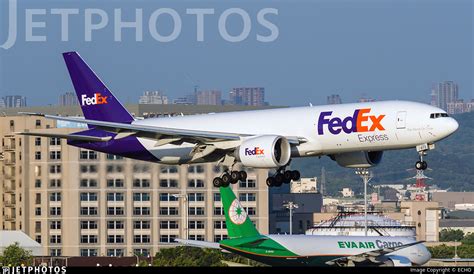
[{"x1": 0, "y1": 0, "x2": 472, "y2": 106}]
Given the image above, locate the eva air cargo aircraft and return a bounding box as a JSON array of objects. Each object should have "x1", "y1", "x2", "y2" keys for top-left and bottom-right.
[{"x1": 176, "y1": 186, "x2": 431, "y2": 267}]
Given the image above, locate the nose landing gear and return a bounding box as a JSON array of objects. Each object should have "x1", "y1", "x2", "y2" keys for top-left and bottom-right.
[{"x1": 415, "y1": 143, "x2": 434, "y2": 170}]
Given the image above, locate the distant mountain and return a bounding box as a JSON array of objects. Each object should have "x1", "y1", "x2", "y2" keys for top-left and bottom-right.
[{"x1": 291, "y1": 111, "x2": 474, "y2": 196}]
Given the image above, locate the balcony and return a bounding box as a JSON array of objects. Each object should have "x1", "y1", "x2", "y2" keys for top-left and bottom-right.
[
  {"x1": 3, "y1": 145, "x2": 16, "y2": 151},
  {"x1": 4, "y1": 215, "x2": 16, "y2": 221},
  {"x1": 4, "y1": 201, "x2": 16, "y2": 207},
  {"x1": 4, "y1": 186, "x2": 15, "y2": 193},
  {"x1": 4, "y1": 159, "x2": 16, "y2": 165}
]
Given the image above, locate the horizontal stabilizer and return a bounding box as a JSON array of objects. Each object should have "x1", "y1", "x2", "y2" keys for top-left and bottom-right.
[
  {"x1": 174, "y1": 239, "x2": 221, "y2": 249},
  {"x1": 17, "y1": 131, "x2": 112, "y2": 142}
]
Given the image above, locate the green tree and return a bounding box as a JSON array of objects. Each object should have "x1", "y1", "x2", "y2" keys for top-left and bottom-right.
[
  {"x1": 0, "y1": 242, "x2": 33, "y2": 266},
  {"x1": 153, "y1": 246, "x2": 227, "y2": 267},
  {"x1": 439, "y1": 229, "x2": 464, "y2": 242},
  {"x1": 461, "y1": 232, "x2": 474, "y2": 245}
]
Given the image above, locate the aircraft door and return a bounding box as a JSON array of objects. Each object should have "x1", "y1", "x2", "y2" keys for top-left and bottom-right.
[{"x1": 396, "y1": 111, "x2": 407, "y2": 129}]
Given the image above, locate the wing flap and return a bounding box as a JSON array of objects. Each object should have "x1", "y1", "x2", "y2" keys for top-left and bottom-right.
[{"x1": 17, "y1": 131, "x2": 112, "y2": 142}]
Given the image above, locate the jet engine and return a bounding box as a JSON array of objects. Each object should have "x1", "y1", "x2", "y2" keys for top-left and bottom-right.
[
  {"x1": 379, "y1": 255, "x2": 412, "y2": 267},
  {"x1": 236, "y1": 135, "x2": 291, "y2": 168},
  {"x1": 331, "y1": 151, "x2": 383, "y2": 168}
]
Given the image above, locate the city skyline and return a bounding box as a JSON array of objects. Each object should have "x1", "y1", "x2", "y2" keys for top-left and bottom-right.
[{"x1": 0, "y1": 0, "x2": 472, "y2": 107}]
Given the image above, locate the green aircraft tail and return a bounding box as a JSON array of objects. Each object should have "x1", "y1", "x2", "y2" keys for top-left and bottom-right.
[{"x1": 220, "y1": 186, "x2": 260, "y2": 239}]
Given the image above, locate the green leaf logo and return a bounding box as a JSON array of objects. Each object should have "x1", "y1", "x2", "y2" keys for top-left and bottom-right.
[{"x1": 229, "y1": 199, "x2": 247, "y2": 225}]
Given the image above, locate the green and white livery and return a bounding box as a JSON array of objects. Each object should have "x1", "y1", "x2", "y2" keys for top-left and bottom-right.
[{"x1": 176, "y1": 186, "x2": 431, "y2": 267}]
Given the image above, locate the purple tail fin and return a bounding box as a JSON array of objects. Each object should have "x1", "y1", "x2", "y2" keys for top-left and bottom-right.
[{"x1": 62, "y1": 52, "x2": 134, "y2": 124}]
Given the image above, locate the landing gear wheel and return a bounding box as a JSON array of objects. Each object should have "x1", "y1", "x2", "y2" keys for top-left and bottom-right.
[
  {"x1": 291, "y1": 170, "x2": 301, "y2": 181},
  {"x1": 415, "y1": 161, "x2": 423, "y2": 170},
  {"x1": 222, "y1": 173, "x2": 232, "y2": 186},
  {"x1": 283, "y1": 170, "x2": 292, "y2": 182},
  {"x1": 266, "y1": 177, "x2": 275, "y2": 187},
  {"x1": 239, "y1": 171, "x2": 247, "y2": 181},
  {"x1": 213, "y1": 177, "x2": 223, "y2": 188},
  {"x1": 421, "y1": 161, "x2": 428, "y2": 170},
  {"x1": 230, "y1": 171, "x2": 240, "y2": 184},
  {"x1": 275, "y1": 173, "x2": 284, "y2": 187}
]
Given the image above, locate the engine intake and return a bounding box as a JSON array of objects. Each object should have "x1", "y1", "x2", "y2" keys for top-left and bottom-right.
[
  {"x1": 236, "y1": 135, "x2": 291, "y2": 168},
  {"x1": 331, "y1": 151, "x2": 383, "y2": 168}
]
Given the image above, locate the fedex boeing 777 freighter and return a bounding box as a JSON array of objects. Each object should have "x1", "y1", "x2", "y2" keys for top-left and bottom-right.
[{"x1": 19, "y1": 52, "x2": 459, "y2": 187}]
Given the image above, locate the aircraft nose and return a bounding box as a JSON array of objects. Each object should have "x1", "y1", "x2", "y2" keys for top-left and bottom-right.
[{"x1": 447, "y1": 117, "x2": 459, "y2": 134}]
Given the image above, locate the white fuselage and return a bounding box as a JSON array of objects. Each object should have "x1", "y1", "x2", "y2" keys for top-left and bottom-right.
[{"x1": 133, "y1": 100, "x2": 458, "y2": 164}]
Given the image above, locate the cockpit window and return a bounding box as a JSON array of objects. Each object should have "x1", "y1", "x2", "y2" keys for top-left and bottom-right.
[{"x1": 430, "y1": 113, "x2": 449, "y2": 119}]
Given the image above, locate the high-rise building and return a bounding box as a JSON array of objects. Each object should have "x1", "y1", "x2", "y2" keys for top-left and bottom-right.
[
  {"x1": 229, "y1": 87, "x2": 265, "y2": 106},
  {"x1": 196, "y1": 90, "x2": 222, "y2": 106},
  {"x1": 431, "y1": 81, "x2": 459, "y2": 111},
  {"x1": 58, "y1": 92, "x2": 78, "y2": 106},
  {"x1": 0, "y1": 107, "x2": 269, "y2": 257},
  {"x1": 357, "y1": 96, "x2": 375, "y2": 103},
  {"x1": 1, "y1": 95, "x2": 27, "y2": 108},
  {"x1": 327, "y1": 94, "x2": 342, "y2": 105},
  {"x1": 139, "y1": 91, "x2": 168, "y2": 105}
]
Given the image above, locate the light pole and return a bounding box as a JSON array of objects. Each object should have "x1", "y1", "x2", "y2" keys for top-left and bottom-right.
[
  {"x1": 172, "y1": 193, "x2": 189, "y2": 240},
  {"x1": 131, "y1": 252, "x2": 139, "y2": 267},
  {"x1": 355, "y1": 168, "x2": 373, "y2": 236},
  {"x1": 283, "y1": 201, "x2": 298, "y2": 235}
]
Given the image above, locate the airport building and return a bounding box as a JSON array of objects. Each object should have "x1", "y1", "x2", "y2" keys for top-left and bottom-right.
[{"x1": 0, "y1": 105, "x2": 270, "y2": 257}]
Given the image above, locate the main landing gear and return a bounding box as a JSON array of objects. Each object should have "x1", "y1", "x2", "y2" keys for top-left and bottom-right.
[
  {"x1": 266, "y1": 168, "x2": 300, "y2": 188},
  {"x1": 213, "y1": 170, "x2": 247, "y2": 187}
]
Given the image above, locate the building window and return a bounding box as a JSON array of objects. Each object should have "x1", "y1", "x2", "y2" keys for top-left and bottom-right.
[
  {"x1": 245, "y1": 207, "x2": 256, "y2": 216},
  {"x1": 107, "y1": 192, "x2": 124, "y2": 202},
  {"x1": 188, "y1": 165, "x2": 204, "y2": 173},
  {"x1": 239, "y1": 193, "x2": 256, "y2": 202},
  {"x1": 133, "y1": 165, "x2": 150, "y2": 173},
  {"x1": 81, "y1": 235, "x2": 98, "y2": 244},
  {"x1": 35, "y1": 221, "x2": 41, "y2": 233},
  {"x1": 159, "y1": 179, "x2": 178, "y2": 188},
  {"x1": 133, "y1": 207, "x2": 150, "y2": 216},
  {"x1": 133, "y1": 193, "x2": 151, "y2": 202},
  {"x1": 189, "y1": 235, "x2": 205, "y2": 241},
  {"x1": 49, "y1": 151, "x2": 61, "y2": 160},
  {"x1": 160, "y1": 166, "x2": 178, "y2": 174},
  {"x1": 159, "y1": 235, "x2": 177, "y2": 243},
  {"x1": 49, "y1": 165, "x2": 61, "y2": 174},
  {"x1": 133, "y1": 179, "x2": 150, "y2": 188},
  {"x1": 80, "y1": 179, "x2": 98, "y2": 188},
  {"x1": 107, "y1": 220, "x2": 124, "y2": 230},
  {"x1": 35, "y1": 138, "x2": 41, "y2": 146},
  {"x1": 35, "y1": 235, "x2": 42, "y2": 244},
  {"x1": 134, "y1": 221, "x2": 151, "y2": 230},
  {"x1": 134, "y1": 235, "x2": 151, "y2": 243},
  {"x1": 80, "y1": 207, "x2": 98, "y2": 216},
  {"x1": 50, "y1": 221, "x2": 61, "y2": 230},
  {"x1": 214, "y1": 235, "x2": 228, "y2": 242},
  {"x1": 107, "y1": 235, "x2": 124, "y2": 244},
  {"x1": 239, "y1": 179, "x2": 256, "y2": 188},
  {"x1": 188, "y1": 193, "x2": 204, "y2": 202},
  {"x1": 107, "y1": 207, "x2": 124, "y2": 216},
  {"x1": 214, "y1": 207, "x2": 224, "y2": 216},
  {"x1": 35, "y1": 151, "x2": 41, "y2": 160},
  {"x1": 107, "y1": 179, "x2": 124, "y2": 188},
  {"x1": 80, "y1": 221, "x2": 98, "y2": 230},
  {"x1": 159, "y1": 207, "x2": 178, "y2": 215},
  {"x1": 107, "y1": 249, "x2": 124, "y2": 257},
  {"x1": 50, "y1": 235, "x2": 61, "y2": 244},
  {"x1": 214, "y1": 221, "x2": 226, "y2": 229},
  {"x1": 50, "y1": 138, "x2": 61, "y2": 146},
  {"x1": 50, "y1": 179, "x2": 61, "y2": 188},
  {"x1": 188, "y1": 179, "x2": 204, "y2": 188},
  {"x1": 80, "y1": 150, "x2": 98, "y2": 160},
  {"x1": 50, "y1": 249, "x2": 61, "y2": 257},
  {"x1": 50, "y1": 207, "x2": 61, "y2": 216},
  {"x1": 35, "y1": 193, "x2": 41, "y2": 204},
  {"x1": 159, "y1": 193, "x2": 179, "y2": 201},
  {"x1": 106, "y1": 154, "x2": 124, "y2": 160},
  {"x1": 213, "y1": 193, "x2": 221, "y2": 202},
  {"x1": 49, "y1": 192, "x2": 61, "y2": 202},
  {"x1": 160, "y1": 221, "x2": 178, "y2": 229},
  {"x1": 106, "y1": 165, "x2": 123, "y2": 173},
  {"x1": 80, "y1": 249, "x2": 97, "y2": 257},
  {"x1": 80, "y1": 165, "x2": 97, "y2": 173},
  {"x1": 189, "y1": 207, "x2": 205, "y2": 216},
  {"x1": 80, "y1": 193, "x2": 98, "y2": 202},
  {"x1": 189, "y1": 220, "x2": 205, "y2": 229},
  {"x1": 35, "y1": 179, "x2": 41, "y2": 188},
  {"x1": 133, "y1": 249, "x2": 150, "y2": 257},
  {"x1": 35, "y1": 120, "x2": 41, "y2": 127}
]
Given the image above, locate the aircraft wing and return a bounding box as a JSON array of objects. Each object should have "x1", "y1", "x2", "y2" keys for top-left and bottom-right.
[
  {"x1": 18, "y1": 113, "x2": 306, "y2": 145},
  {"x1": 174, "y1": 238, "x2": 221, "y2": 249},
  {"x1": 325, "y1": 241, "x2": 425, "y2": 266}
]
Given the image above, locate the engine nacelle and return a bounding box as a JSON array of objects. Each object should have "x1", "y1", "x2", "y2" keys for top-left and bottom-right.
[
  {"x1": 236, "y1": 135, "x2": 291, "y2": 168},
  {"x1": 332, "y1": 151, "x2": 383, "y2": 168},
  {"x1": 380, "y1": 255, "x2": 412, "y2": 267}
]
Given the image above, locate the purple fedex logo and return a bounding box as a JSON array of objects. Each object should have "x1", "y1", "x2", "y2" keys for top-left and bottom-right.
[
  {"x1": 318, "y1": 108, "x2": 385, "y2": 135},
  {"x1": 245, "y1": 147, "x2": 265, "y2": 156}
]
